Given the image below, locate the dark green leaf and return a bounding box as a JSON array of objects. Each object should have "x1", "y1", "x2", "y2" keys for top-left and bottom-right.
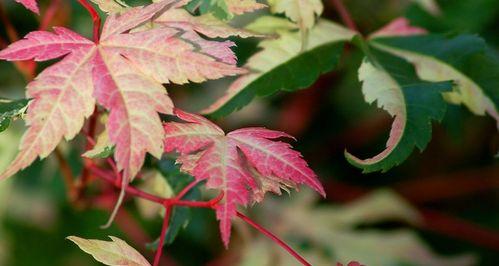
[
  {"x1": 345, "y1": 45, "x2": 452, "y2": 172},
  {"x1": 0, "y1": 98, "x2": 29, "y2": 133}
]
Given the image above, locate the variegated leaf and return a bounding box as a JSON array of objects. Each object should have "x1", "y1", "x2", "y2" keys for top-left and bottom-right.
[
  {"x1": 267, "y1": 0, "x2": 323, "y2": 30},
  {"x1": 0, "y1": 0, "x2": 244, "y2": 182},
  {"x1": 67, "y1": 236, "x2": 151, "y2": 266},
  {"x1": 203, "y1": 19, "x2": 356, "y2": 117},
  {"x1": 344, "y1": 43, "x2": 452, "y2": 173},
  {"x1": 163, "y1": 109, "x2": 324, "y2": 247},
  {"x1": 155, "y1": 8, "x2": 259, "y2": 38},
  {"x1": 369, "y1": 19, "x2": 499, "y2": 128}
]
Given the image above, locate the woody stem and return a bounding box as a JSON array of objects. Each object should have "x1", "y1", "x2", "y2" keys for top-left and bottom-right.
[{"x1": 76, "y1": 0, "x2": 101, "y2": 42}]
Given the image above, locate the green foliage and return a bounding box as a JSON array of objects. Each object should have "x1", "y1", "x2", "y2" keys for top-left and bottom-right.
[
  {"x1": 0, "y1": 98, "x2": 29, "y2": 133},
  {"x1": 345, "y1": 41, "x2": 452, "y2": 172},
  {"x1": 152, "y1": 157, "x2": 201, "y2": 247},
  {"x1": 186, "y1": 0, "x2": 231, "y2": 20}
]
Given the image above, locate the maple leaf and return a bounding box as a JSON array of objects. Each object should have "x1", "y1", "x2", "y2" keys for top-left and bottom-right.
[
  {"x1": 0, "y1": 0, "x2": 244, "y2": 182},
  {"x1": 90, "y1": 0, "x2": 128, "y2": 14},
  {"x1": 186, "y1": 0, "x2": 265, "y2": 20},
  {"x1": 163, "y1": 109, "x2": 325, "y2": 247},
  {"x1": 344, "y1": 41, "x2": 452, "y2": 173},
  {"x1": 267, "y1": 0, "x2": 323, "y2": 31},
  {"x1": 155, "y1": 8, "x2": 259, "y2": 38},
  {"x1": 236, "y1": 189, "x2": 474, "y2": 266},
  {"x1": 15, "y1": 0, "x2": 39, "y2": 14},
  {"x1": 369, "y1": 19, "x2": 499, "y2": 128},
  {"x1": 67, "y1": 236, "x2": 151, "y2": 266},
  {"x1": 203, "y1": 18, "x2": 356, "y2": 117},
  {"x1": 224, "y1": 0, "x2": 266, "y2": 15}
]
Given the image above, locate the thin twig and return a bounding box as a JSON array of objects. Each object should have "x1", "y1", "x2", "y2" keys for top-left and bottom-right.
[
  {"x1": 236, "y1": 211, "x2": 312, "y2": 266},
  {"x1": 78, "y1": 109, "x2": 100, "y2": 200},
  {"x1": 76, "y1": 0, "x2": 101, "y2": 42},
  {"x1": 39, "y1": 0, "x2": 62, "y2": 30},
  {"x1": 153, "y1": 206, "x2": 173, "y2": 266},
  {"x1": 421, "y1": 209, "x2": 499, "y2": 251},
  {"x1": 0, "y1": 1, "x2": 19, "y2": 42},
  {"x1": 54, "y1": 147, "x2": 77, "y2": 201},
  {"x1": 90, "y1": 164, "x2": 306, "y2": 265},
  {"x1": 330, "y1": 0, "x2": 358, "y2": 31},
  {"x1": 175, "y1": 180, "x2": 200, "y2": 200},
  {"x1": 88, "y1": 165, "x2": 224, "y2": 208},
  {"x1": 0, "y1": 0, "x2": 36, "y2": 80}
]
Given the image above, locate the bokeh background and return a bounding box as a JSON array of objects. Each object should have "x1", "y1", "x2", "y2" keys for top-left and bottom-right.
[{"x1": 0, "y1": 0, "x2": 498, "y2": 265}]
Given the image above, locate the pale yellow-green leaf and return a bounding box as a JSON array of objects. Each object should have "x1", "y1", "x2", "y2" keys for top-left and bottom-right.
[
  {"x1": 155, "y1": 8, "x2": 260, "y2": 38},
  {"x1": 136, "y1": 171, "x2": 174, "y2": 219},
  {"x1": 412, "y1": 0, "x2": 441, "y2": 15},
  {"x1": 245, "y1": 16, "x2": 298, "y2": 35},
  {"x1": 202, "y1": 19, "x2": 355, "y2": 115},
  {"x1": 267, "y1": 0, "x2": 323, "y2": 30},
  {"x1": 67, "y1": 236, "x2": 151, "y2": 266},
  {"x1": 225, "y1": 0, "x2": 266, "y2": 15},
  {"x1": 244, "y1": 19, "x2": 354, "y2": 74},
  {"x1": 90, "y1": 0, "x2": 128, "y2": 14},
  {"x1": 372, "y1": 42, "x2": 499, "y2": 127},
  {"x1": 82, "y1": 114, "x2": 114, "y2": 159},
  {"x1": 358, "y1": 59, "x2": 405, "y2": 117},
  {"x1": 237, "y1": 189, "x2": 475, "y2": 266}
]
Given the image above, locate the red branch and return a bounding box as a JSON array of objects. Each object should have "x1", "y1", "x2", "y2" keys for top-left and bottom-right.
[
  {"x1": 330, "y1": 0, "x2": 358, "y2": 32},
  {"x1": 2, "y1": 1, "x2": 310, "y2": 265},
  {"x1": 89, "y1": 164, "x2": 309, "y2": 265},
  {"x1": 39, "y1": 0, "x2": 62, "y2": 30},
  {"x1": 154, "y1": 206, "x2": 173, "y2": 266},
  {"x1": 236, "y1": 212, "x2": 312, "y2": 266},
  {"x1": 76, "y1": 0, "x2": 101, "y2": 42}
]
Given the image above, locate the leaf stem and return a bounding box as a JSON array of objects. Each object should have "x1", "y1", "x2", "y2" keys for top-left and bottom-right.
[
  {"x1": 175, "y1": 180, "x2": 200, "y2": 200},
  {"x1": 236, "y1": 211, "x2": 312, "y2": 266},
  {"x1": 330, "y1": 0, "x2": 358, "y2": 32},
  {"x1": 89, "y1": 166, "x2": 165, "y2": 204},
  {"x1": 39, "y1": 0, "x2": 62, "y2": 31},
  {"x1": 0, "y1": 2, "x2": 19, "y2": 42},
  {"x1": 153, "y1": 205, "x2": 172, "y2": 266},
  {"x1": 0, "y1": 1, "x2": 36, "y2": 80},
  {"x1": 54, "y1": 147, "x2": 78, "y2": 201},
  {"x1": 78, "y1": 113, "x2": 100, "y2": 200},
  {"x1": 75, "y1": 0, "x2": 101, "y2": 42},
  {"x1": 89, "y1": 164, "x2": 307, "y2": 266}
]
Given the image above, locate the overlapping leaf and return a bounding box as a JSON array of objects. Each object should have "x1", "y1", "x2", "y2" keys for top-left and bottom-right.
[
  {"x1": 370, "y1": 20, "x2": 499, "y2": 128},
  {"x1": 0, "y1": 0, "x2": 244, "y2": 181},
  {"x1": 15, "y1": 0, "x2": 39, "y2": 14},
  {"x1": 155, "y1": 8, "x2": 259, "y2": 38},
  {"x1": 163, "y1": 109, "x2": 324, "y2": 247},
  {"x1": 344, "y1": 39, "x2": 452, "y2": 173},
  {"x1": 90, "y1": 0, "x2": 128, "y2": 14},
  {"x1": 237, "y1": 190, "x2": 474, "y2": 266},
  {"x1": 0, "y1": 98, "x2": 29, "y2": 133},
  {"x1": 186, "y1": 0, "x2": 265, "y2": 20},
  {"x1": 267, "y1": 0, "x2": 323, "y2": 31},
  {"x1": 203, "y1": 18, "x2": 356, "y2": 117},
  {"x1": 68, "y1": 236, "x2": 151, "y2": 266}
]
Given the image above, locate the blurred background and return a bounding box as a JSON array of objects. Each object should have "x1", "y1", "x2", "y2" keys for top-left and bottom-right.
[{"x1": 0, "y1": 0, "x2": 498, "y2": 265}]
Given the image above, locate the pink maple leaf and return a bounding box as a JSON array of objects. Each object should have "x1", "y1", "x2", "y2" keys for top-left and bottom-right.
[
  {"x1": 370, "y1": 17, "x2": 427, "y2": 38},
  {"x1": 0, "y1": 0, "x2": 244, "y2": 182},
  {"x1": 15, "y1": 0, "x2": 39, "y2": 14},
  {"x1": 163, "y1": 109, "x2": 325, "y2": 247}
]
